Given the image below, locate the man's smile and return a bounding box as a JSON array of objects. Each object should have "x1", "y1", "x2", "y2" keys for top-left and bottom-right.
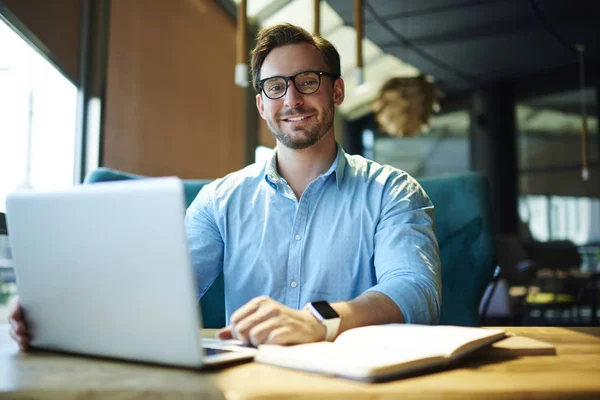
[{"x1": 281, "y1": 114, "x2": 313, "y2": 123}]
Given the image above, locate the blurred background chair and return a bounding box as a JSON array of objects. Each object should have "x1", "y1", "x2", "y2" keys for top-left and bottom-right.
[
  {"x1": 479, "y1": 265, "x2": 513, "y2": 325},
  {"x1": 483, "y1": 234, "x2": 587, "y2": 326},
  {"x1": 86, "y1": 169, "x2": 497, "y2": 327},
  {"x1": 483, "y1": 234, "x2": 537, "y2": 325},
  {"x1": 522, "y1": 240, "x2": 584, "y2": 325}
]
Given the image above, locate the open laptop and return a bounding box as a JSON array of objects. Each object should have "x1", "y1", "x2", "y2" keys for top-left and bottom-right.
[{"x1": 5, "y1": 177, "x2": 256, "y2": 367}]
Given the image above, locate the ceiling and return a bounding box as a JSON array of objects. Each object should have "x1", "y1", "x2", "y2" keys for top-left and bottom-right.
[
  {"x1": 328, "y1": 0, "x2": 600, "y2": 93},
  {"x1": 225, "y1": 0, "x2": 600, "y2": 120}
]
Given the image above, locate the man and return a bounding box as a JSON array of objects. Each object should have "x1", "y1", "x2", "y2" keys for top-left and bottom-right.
[{"x1": 9, "y1": 23, "x2": 441, "y2": 350}]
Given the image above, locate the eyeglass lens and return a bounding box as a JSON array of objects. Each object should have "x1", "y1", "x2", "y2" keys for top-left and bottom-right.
[{"x1": 262, "y1": 72, "x2": 320, "y2": 99}]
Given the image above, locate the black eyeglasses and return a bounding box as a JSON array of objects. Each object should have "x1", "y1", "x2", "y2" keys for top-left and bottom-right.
[{"x1": 258, "y1": 70, "x2": 339, "y2": 100}]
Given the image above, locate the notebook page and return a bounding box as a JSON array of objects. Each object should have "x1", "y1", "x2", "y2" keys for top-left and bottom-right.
[{"x1": 333, "y1": 324, "x2": 505, "y2": 358}]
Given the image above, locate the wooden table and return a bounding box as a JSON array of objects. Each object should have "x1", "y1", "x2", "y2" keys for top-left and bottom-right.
[{"x1": 1, "y1": 325, "x2": 599, "y2": 399}]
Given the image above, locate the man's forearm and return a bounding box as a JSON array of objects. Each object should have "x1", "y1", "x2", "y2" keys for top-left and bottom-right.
[{"x1": 331, "y1": 292, "x2": 405, "y2": 337}]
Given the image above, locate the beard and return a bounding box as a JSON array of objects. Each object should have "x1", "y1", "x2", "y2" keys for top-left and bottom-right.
[{"x1": 267, "y1": 102, "x2": 335, "y2": 150}]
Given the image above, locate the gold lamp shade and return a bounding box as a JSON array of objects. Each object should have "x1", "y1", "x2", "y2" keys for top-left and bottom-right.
[{"x1": 372, "y1": 75, "x2": 440, "y2": 137}]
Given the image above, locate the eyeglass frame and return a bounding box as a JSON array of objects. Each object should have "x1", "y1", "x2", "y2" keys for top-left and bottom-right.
[{"x1": 258, "y1": 70, "x2": 340, "y2": 100}]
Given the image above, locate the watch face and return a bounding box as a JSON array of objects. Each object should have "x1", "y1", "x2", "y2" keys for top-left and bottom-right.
[{"x1": 311, "y1": 301, "x2": 339, "y2": 319}]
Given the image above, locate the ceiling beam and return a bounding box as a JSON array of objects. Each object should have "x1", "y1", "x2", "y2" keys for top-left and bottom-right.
[
  {"x1": 364, "y1": 1, "x2": 477, "y2": 85},
  {"x1": 378, "y1": 12, "x2": 587, "y2": 48},
  {"x1": 254, "y1": 0, "x2": 294, "y2": 23},
  {"x1": 365, "y1": 0, "x2": 507, "y2": 23},
  {"x1": 515, "y1": 61, "x2": 600, "y2": 101}
]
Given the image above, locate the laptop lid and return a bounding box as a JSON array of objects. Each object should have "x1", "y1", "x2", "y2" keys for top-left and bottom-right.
[{"x1": 6, "y1": 177, "x2": 252, "y2": 367}]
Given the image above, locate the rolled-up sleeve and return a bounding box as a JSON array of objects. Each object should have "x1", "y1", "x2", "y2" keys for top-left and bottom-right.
[
  {"x1": 184, "y1": 183, "x2": 224, "y2": 298},
  {"x1": 366, "y1": 173, "x2": 442, "y2": 324}
]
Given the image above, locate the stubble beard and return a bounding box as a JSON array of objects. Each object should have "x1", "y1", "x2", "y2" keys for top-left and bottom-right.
[{"x1": 267, "y1": 103, "x2": 335, "y2": 150}]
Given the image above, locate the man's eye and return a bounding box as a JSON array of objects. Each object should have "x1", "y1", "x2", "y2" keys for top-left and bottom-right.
[
  {"x1": 268, "y1": 85, "x2": 283, "y2": 92},
  {"x1": 300, "y1": 80, "x2": 318, "y2": 87}
]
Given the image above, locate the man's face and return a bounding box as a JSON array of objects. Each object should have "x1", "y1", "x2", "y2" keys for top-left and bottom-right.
[{"x1": 256, "y1": 43, "x2": 345, "y2": 150}]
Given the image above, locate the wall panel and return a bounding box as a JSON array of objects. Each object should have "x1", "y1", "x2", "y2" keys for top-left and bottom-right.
[
  {"x1": 2, "y1": 0, "x2": 81, "y2": 82},
  {"x1": 103, "y1": 0, "x2": 244, "y2": 178}
]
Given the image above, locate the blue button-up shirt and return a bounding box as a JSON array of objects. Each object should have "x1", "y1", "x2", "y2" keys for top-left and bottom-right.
[{"x1": 185, "y1": 144, "x2": 441, "y2": 325}]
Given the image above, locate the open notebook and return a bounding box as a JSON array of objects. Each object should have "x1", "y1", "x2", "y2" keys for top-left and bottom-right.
[{"x1": 255, "y1": 324, "x2": 507, "y2": 381}]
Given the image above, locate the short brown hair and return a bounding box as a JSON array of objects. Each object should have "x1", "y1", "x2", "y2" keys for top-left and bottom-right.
[{"x1": 250, "y1": 23, "x2": 341, "y2": 93}]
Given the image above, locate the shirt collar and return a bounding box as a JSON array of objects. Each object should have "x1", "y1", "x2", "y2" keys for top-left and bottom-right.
[
  {"x1": 264, "y1": 143, "x2": 347, "y2": 191},
  {"x1": 264, "y1": 150, "x2": 281, "y2": 189},
  {"x1": 332, "y1": 143, "x2": 346, "y2": 189}
]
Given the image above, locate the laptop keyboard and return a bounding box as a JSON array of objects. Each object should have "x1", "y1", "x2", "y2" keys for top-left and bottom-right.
[{"x1": 204, "y1": 347, "x2": 235, "y2": 356}]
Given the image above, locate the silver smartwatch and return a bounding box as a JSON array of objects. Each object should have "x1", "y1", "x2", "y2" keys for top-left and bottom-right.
[{"x1": 305, "y1": 301, "x2": 341, "y2": 341}]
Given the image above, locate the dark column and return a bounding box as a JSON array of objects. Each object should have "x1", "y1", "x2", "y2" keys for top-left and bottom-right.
[
  {"x1": 596, "y1": 82, "x2": 600, "y2": 192},
  {"x1": 470, "y1": 83, "x2": 518, "y2": 234},
  {"x1": 75, "y1": 0, "x2": 110, "y2": 182},
  {"x1": 342, "y1": 116, "x2": 367, "y2": 156},
  {"x1": 243, "y1": 22, "x2": 260, "y2": 166},
  {"x1": 343, "y1": 120, "x2": 363, "y2": 155}
]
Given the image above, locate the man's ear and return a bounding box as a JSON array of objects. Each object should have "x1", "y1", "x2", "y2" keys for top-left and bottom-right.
[
  {"x1": 333, "y1": 78, "x2": 345, "y2": 106},
  {"x1": 256, "y1": 93, "x2": 266, "y2": 120}
]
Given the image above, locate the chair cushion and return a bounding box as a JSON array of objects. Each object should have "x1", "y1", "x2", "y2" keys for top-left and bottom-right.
[{"x1": 437, "y1": 216, "x2": 483, "y2": 325}]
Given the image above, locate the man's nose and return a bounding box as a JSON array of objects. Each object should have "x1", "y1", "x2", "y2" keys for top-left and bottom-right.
[{"x1": 283, "y1": 81, "x2": 304, "y2": 108}]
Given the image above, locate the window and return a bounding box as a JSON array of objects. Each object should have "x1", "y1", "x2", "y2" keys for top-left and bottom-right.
[
  {"x1": 0, "y1": 18, "x2": 77, "y2": 213},
  {"x1": 519, "y1": 195, "x2": 600, "y2": 245},
  {"x1": 373, "y1": 110, "x2": 470, "y2": 178},
  {"x1": 517, "y1": 89, "x2": 598, "y2": 245}
]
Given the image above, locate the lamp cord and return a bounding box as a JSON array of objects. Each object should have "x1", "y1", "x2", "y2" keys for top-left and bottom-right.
[{"x1": 577, "y1": 45, "x2": 590, "y2": 181}]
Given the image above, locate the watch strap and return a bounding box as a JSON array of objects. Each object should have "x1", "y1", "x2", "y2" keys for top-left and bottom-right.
[
  {"x1": 321, "y1": 316, "x2": 341, "y2": 341},
  {"x1": 304, "y1": 302, "x2": 341, "y2": 342}
]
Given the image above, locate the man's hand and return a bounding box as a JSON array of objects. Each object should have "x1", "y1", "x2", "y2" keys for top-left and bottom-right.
[
  {"x1": 7, "y1": 297, "x2": 30, "y2": 351},
  {"x1": 217, "y1": 296, "x2": 326, "y2": 346}
]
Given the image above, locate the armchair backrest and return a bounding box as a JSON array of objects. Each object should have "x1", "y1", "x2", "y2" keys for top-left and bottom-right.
[
  {"x1": 86, "y1": 168, "x2": 496, "y2": 327},
  {"x1": 419, "y1": 173, "x2": 496, "y2": 326},
  {"x1": 84, "y1": 168, "x2": 225, "y2": 328}
]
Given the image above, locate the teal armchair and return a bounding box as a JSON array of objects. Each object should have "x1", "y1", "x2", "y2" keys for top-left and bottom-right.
[
  {"x1": 85, "y1": 168, "x2": 495, "y2": 327},
  {"x1": 419, "y1": 173, "x2": 496, "y2": 326},
  {"x1": 84, "y1": 168, "x2": 225, "y2": 328}
]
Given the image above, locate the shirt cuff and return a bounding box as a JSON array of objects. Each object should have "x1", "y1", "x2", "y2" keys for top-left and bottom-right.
[{"x1": 365, "y1": 276, "x2": 440, "y2": 324}]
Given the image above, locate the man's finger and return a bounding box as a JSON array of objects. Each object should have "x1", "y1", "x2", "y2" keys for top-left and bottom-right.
[
  {"x1": 216, "y1": 326, "x2": 233, "y2": 340},
  {"x1": 233, "y1": 303, "x2": 280, "y2": 341},
  {"x1": 8, "y1": 328, "x2": 17, "y2": 342},
  {"x1": 8, "y1": 319, "x2": 27, "y2": 336},
  {"x1": 248, "y1": 315, "x2": 286, "y2": 346},
  {"x1": 8, "y1": 328, "x2": 28, "y2": 351},
  {"x1": 9, "y1": 322, "x2": 29, "y2": 340},
  {"x1": 265, "y1": 325, "x2": 295, "y2": 345},
  {"x1": 229, "y1": 296, "x2": 267, "y2": 325},
  {"x1": 8, "y1": 297, "x2": 21, "y2": 317},
  {"x1": 8, "y1": 317, "x2": 21, "y2": 334}
]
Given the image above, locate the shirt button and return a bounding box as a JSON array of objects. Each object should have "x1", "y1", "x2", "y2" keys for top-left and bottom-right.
[
  {"x1": 295, "y1": 234, "x2": 301, "y2": 241},
  {"x1": 290, "y1": 281, "x2": 297, "y2": 288}
]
